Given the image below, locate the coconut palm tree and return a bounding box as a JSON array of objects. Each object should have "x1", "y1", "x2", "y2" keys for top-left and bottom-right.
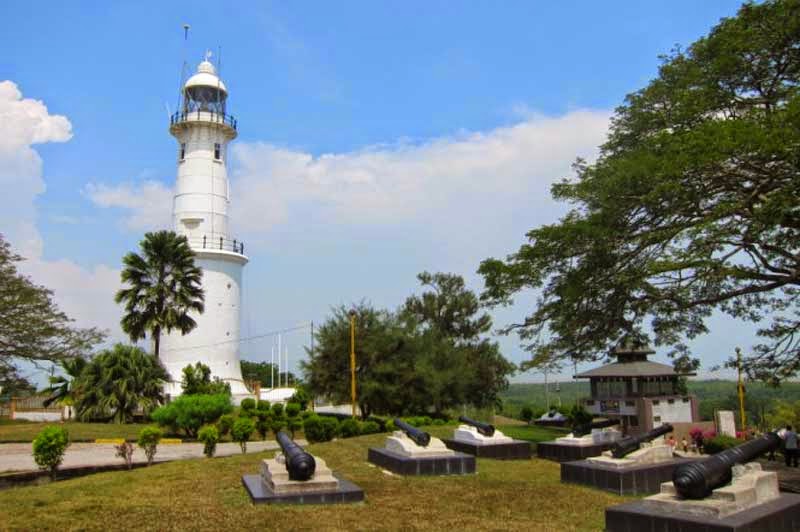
[
  {"x1": 43, "y1": 357, "x2": 88, "y2": 418},
  {"x1": 75, "y1": 344, "x2": 169, "y2": 423},
  {"x1": 115, "y1": 230, "x2": 204, "y2": 358}
]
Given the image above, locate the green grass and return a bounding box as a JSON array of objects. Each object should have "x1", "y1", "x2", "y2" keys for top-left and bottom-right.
[
  {"x1": 491, "y1": 424, "x2": 571, "y2": 444},
  {"x1": 0, "y1": 427, "x2": 629, "y2": 531}
]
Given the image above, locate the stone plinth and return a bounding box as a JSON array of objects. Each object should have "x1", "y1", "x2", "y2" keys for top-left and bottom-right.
[
  {"x1": 606, "y1": 494, "x2": 800, "y2": 532},
  {"x1": 443, "y1": 439, "x2": 531, "y2": 460},
  {"x1": 606, "y1": 462, "x2": 800, "y2": 531},
  {"x1": 385, "y1": 431, "x2": 455, "y2": 457},
  {"x1": 556, "y1": 427, "x2": 622, "y2": 446},
  {"x1": 561, "y1": 457, "x2": 697, "y2": 496},
  {"x1": 368, "y1": 447, "x2": 475, "y2": 476},
  {"x1": 586, "y1": 443, "x2": 673, "y2": 469},
  {"x1": 242, "y1": 453, "x2": 364, "y2": 505},
  {"x1": 452, "y1": 425, "x2": 514, "y2": 445}
]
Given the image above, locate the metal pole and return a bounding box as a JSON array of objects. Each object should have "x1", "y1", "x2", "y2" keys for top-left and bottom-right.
[
  {"x1": 271, "y1": 345, "x2": 274, "y2": 389},
  {"x1": 349, "y1": 310, "x2": 357, "y2": 418},
  {"x1": 278, "y1": 334, "x2": 282, "y2": 387},
  {"x1": 736, "y1": 347, "x2": 746, "y2": 432}
]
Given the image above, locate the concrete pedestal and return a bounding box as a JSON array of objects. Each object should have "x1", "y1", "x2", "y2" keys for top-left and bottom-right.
[
  {"x1": 561, "y1": 458, "x2": 696, "y2": 495},
  {"x1": 242, "y1": 473, "x2": 364, "y2": 505},
  {"x1": 367, "y1": 448, "x2": 475, "y2": 476},
  {"x1": 606, "y1": 494, "x2": 800, "y2": 532},
  {"x1": 443, "y1": 439, "x2": 531, "y2": 460}
]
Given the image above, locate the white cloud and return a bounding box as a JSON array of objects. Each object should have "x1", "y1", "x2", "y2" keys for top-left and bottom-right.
[
  {"x1": 0, "y1": 80, "x2": 123, "y2": 353},
  {"x1": 84, "y1": 180, "x2": 172, "y2": 231},
  {"x1": 231, "y1": 109, "x2": 610, "y2": 243}
]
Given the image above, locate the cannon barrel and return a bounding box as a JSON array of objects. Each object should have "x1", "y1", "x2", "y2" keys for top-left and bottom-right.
[
  {"x1": 573, "y1": 418, "x2": 620, "y2": 437},
  {"x1": 611, "y1": 423, "x2": 674, "y2": 458},
  {"x1": 394, "y1": 418, "x2": 431, "y2": 447},
  {"x1": 458, "y1": 415, "x2": 495, "y2": 437},
  {"x1": 276, "y1": 430, "x2": 316, "y2": 481},
  {"x1": 672, "y1": 432, "x2": 781, "y2": 499}
]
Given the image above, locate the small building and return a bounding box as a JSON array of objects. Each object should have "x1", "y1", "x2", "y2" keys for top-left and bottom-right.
[{"x1": 575, "y1": 340, "x2": 699, "y2": 435}]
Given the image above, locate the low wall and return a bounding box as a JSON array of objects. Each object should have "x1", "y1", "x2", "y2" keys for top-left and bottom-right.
[{"x1": 12, "y1": 411, "x2": 63, "y2": 422}]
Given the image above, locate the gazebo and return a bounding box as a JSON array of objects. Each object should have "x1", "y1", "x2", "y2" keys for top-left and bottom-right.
[{"x1": 574, "y1": 340, "x2": 698, "y2": 435}]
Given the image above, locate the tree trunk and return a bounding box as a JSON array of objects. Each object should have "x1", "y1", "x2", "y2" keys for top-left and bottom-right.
[{"x1": 153, "y1": 328, "x2": 161, "y2": 358}]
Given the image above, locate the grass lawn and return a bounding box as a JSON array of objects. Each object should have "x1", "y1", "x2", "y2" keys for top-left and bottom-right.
[
  {"x1": 0, "y1": 429, "x2": 629, "y2": 531},
  {"x1": 493, "y1": 424, "x2": 572, "y2": 444}
]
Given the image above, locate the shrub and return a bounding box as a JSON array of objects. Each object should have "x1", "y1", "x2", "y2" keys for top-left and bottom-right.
[
  {"x1": 285, "y1": 402, "x2": 301, "y2": 418},
  {"x1": 303, "y1": 415, "x2": 339, "y2": 443},
  {"x1": 289, "y1": 387, "x2": 311, "y2": 410},
  {"x1": 232, "y1": 417, "x2": 255, "y2": 453},
  {"x1": 150, "y1": 394, "x2": 233, "y2": 438},
  {"x1": 287, "y1": 416, "x2": 303, "y2": 438},
  {"x1": 432, "y1": 418, "x2": 445, "y2": 426},
  {"x1": 181, "y1": 362, "x2": 231, "y2": 396},
  {"x1": 300, "y1": 410, "x2": 314, "y2": 420},
  {"x1": 704, "y1": 435, "x2": 741, "y2": 454},
  {"x1": 115, "y1": 442, "x2": 134, "y2": 470},
  {"x1": 32, "y1": 426, "x2": 70, "y2": 480},
  {"x1": 240, "y1": 398, "x2": 257, "y2": 415},
  {"x1": 520, "y1": 406, "x2": 534, "y2": 424},
  {"x1": 271, "y1": 403, "x2": 284, "y2": 417},
  {"x1": 385, "y1": 419, "x2": 396, "y2": 432},
  {"x1": 217, "y1": 414, "x2": 234, "y2": 437},
  {"x1": 256, "y1": 419, "x2": 271, "y2": 440},
  {"x1": 339, "y1": 418, "x2": 361, "y2": 438},
  {"x1": 198, "y1": 425, "x2": 220, "y2": 457},
  {"x1": 137, "y1": 426, "x2": 162, "y2": 466},
  {"x1": 270, "y1": 416, "x2": 287, "y2": 437},
  {"x1": 360, "y1": 420, "x2": 381, "y2": 434}
]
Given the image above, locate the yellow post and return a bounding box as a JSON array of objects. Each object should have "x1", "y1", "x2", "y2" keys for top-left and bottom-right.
[
  {"x1": 736, "y1": 347, "x2": 746, "y2": 433},
  {"x1": 349, "y1": 310, "x2": 357, "y2": 418}
]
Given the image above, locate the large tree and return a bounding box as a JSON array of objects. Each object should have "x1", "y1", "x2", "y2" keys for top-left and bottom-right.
[
  {"x1": 0, "y1": 235, "x2": 104, "y2": 378},
  {"x1": 75, "y1": 344, "x2": 168, "y2": 423},
  {"x1": 401, "y1": 272, "x2": 515, "y2": 413},
  {"x1": 43, "y1": 356, "x2": 88, "y2": 409},
  {"x1": 479, "y1": 0, "x2": 800, "y2": 381},
  {"x1": 115, "y1": 231, "x2": 204, "y2": 359}
]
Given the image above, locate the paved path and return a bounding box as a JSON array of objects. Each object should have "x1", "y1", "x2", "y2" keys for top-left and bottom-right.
[{"x1": 0, "y1": 440, "x2": 307, "y2": 473}]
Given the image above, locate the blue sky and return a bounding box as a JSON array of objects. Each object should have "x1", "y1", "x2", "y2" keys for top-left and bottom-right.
[{"x1": 0, "y1": 1, "x2": 752, "y2": 385}]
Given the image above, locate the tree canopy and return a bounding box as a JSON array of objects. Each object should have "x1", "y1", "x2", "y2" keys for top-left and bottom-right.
[
  {"x1": 479, "y1": 0, "x2": 800, "y2": 381},
  {"x1": 115, "y1": 230, "x2": 204, "y2": 358},
  {"x1": 0, "y1": 235, "x2": 105, "y2": 381},
  {"x1": 181, "y1": 362, "x2": 231, "y2": 395},
  {"x1": 303, "y1": 273, "x2": 515, "y2": 417}
]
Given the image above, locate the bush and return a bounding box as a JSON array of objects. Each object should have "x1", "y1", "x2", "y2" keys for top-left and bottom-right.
[
  {"x1": 150, "y1": 394, "x2": 233, "y2": 438},
  {"x1": 115, "y1": 442, "x2": 134, "y2": 470},
  {"x1": 360, "y1": 420, "x2": 381, "y2": 434},
  {"x1": 339, "y1": 418, "x2": 361, "y2": 438},
  {"x1": 217, "y1": 414, "x2": 234, "y2": 437},
  {"x1": 286, "y1": 416, "x2": 303, "y2": 438},
  {"x1": 198, "y1": 425, "x2": 220, "y2": 457},
  {"x1": 232, "y1": 417, "x2": 255, "y2": 453},
  {"x1": 137, "y1": 426, "x2": 162, "y2": 466},
  {"x1": 303, "y1": 415, "x2": 339, "y2": 443},
  {"x1": 256, "y1": 419, "x2": 271, "y2": 440},
  {"x1": 32, "y1": 426, "x2": 70, "y2": 480},
  {"x1": 704, "y1": 435, "x2": 741, "y2": 454},
  {"x1": 385, "y1": 419, "x2": 396, "y2": 432},
  {"x1": 271, "y1": 403, "x2": 284, "y2": 417},
  {"x1": 285, "y1": 403, "x2": 301, "y2": 418},
  {"x1": 240, "y1": 398, "x2": 257, "y2": 415},
  {"x1": 520, "y1": 406, "x2": 534, "y2": 424}
]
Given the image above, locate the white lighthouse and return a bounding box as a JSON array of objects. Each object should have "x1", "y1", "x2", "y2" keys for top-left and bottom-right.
[{"x1": 160, "y1": 53, "x2": 250, "y2": 398}]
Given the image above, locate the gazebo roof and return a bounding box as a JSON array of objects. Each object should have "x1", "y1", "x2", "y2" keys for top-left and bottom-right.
[{"x1": 574, "y1": 338, "x2": 695, "y2": 379}]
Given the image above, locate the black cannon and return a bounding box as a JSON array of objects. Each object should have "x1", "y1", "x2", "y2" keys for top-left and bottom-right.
[
  {"x1": 394, "y1": 418, "x2": 431, "y2": 447},
  {"x1": 276, "y1": 430, "x2": 316, "y2": 481},
  {"x1": 611, "y1": 423, "x2": 674, "y2": 458},
  {"x1": 458, "y1": 415, "x2": 495, "y2": 437},
  {"x1": 573, "y1": 418, "x2": 620, "y2": 437},
  {"x1": 671, "y1": 431, "x2": 781, "y2": 499}
]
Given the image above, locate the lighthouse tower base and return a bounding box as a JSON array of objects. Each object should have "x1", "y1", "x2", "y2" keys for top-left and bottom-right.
[{"x1": 160, "y1": 249, "x2": 252, "y2": 402}]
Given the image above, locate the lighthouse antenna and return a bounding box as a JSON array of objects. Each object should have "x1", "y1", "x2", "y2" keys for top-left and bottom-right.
[{"x1": 177, "y1": 23, "x2": 191, "y2": 114}]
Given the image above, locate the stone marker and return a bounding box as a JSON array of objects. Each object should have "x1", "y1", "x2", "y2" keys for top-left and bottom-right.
[{"x1": 716, "y1": 410, "x2": 737, "y2": 438}]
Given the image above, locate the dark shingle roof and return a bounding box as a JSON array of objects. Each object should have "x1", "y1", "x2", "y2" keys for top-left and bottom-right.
[{"x1": 575, "y1": 360, "x2": 681, "y2": 378}]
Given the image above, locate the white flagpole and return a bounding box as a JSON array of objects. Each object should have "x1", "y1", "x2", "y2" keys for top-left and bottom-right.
[
  {"x1": 270, "y1": 344, "x2": 275, "y2": 389},
  {"x1": 278, "y1": 334, "x2": 282, "y2": 387}
]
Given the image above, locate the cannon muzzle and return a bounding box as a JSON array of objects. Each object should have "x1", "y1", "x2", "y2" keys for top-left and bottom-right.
[
  {"x1": 611, "y1": 423, "x2": 673, "y2": 458},
  {"x1": 573, "y1": 418, "x2": 620, "y2": 437},
  {"x1": 671, "y1": 432, "x2": 781, "y2": 499},
  {"x1": 394, "y1": 418, "x2": 431, "y2": 447},
  {"x1": 276, "y1": 430, "x2": 316, "y2": 481},
  {"x1": 458, "y1": 415, "x2": 495, "y2": 437}
]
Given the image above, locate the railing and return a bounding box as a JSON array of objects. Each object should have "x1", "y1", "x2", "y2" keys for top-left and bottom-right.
[
  {"x1": 170, "y1": 110, "x2": 237, "y2": 131},
  {"x1": 187, "y1": 235, "x2": 245, "y2": 255}
]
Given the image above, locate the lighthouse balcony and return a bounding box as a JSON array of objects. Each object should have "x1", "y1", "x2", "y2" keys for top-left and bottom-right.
[
  {"x1": 170, "y1": 111, "x2": 238, "y2": 136},
  {"x1": 187, "y1": 234, "x2": 247, "y2": 257}
]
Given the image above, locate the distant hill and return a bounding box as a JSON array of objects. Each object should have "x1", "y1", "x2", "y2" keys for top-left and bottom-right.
[{"x1": 499, "y1": 379, "x2": 800, "y2": 426}]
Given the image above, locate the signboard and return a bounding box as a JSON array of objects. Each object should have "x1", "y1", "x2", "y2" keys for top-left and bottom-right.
[{"x1": 716, "y1": 410, "x2": 737, "y2": 437}]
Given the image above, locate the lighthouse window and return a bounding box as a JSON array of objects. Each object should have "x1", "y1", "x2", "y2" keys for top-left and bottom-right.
[
  {"x1": 214, "y1": 143, "x2": 221, "y2": 160},
  {"x1": 180, "y1": 143, "x2": 186, "y2": 160}
]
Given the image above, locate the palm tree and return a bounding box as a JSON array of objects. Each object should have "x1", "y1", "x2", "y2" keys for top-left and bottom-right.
[
  {"x1": 43, "y1": 357, "x2": 88, "y2": 418},
  {"x1": 115, "y1": 231, "x2": 204, "y2": 358},
  {"x1": 75, "y1": 344, "x2": 169, "y2": 423}
]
